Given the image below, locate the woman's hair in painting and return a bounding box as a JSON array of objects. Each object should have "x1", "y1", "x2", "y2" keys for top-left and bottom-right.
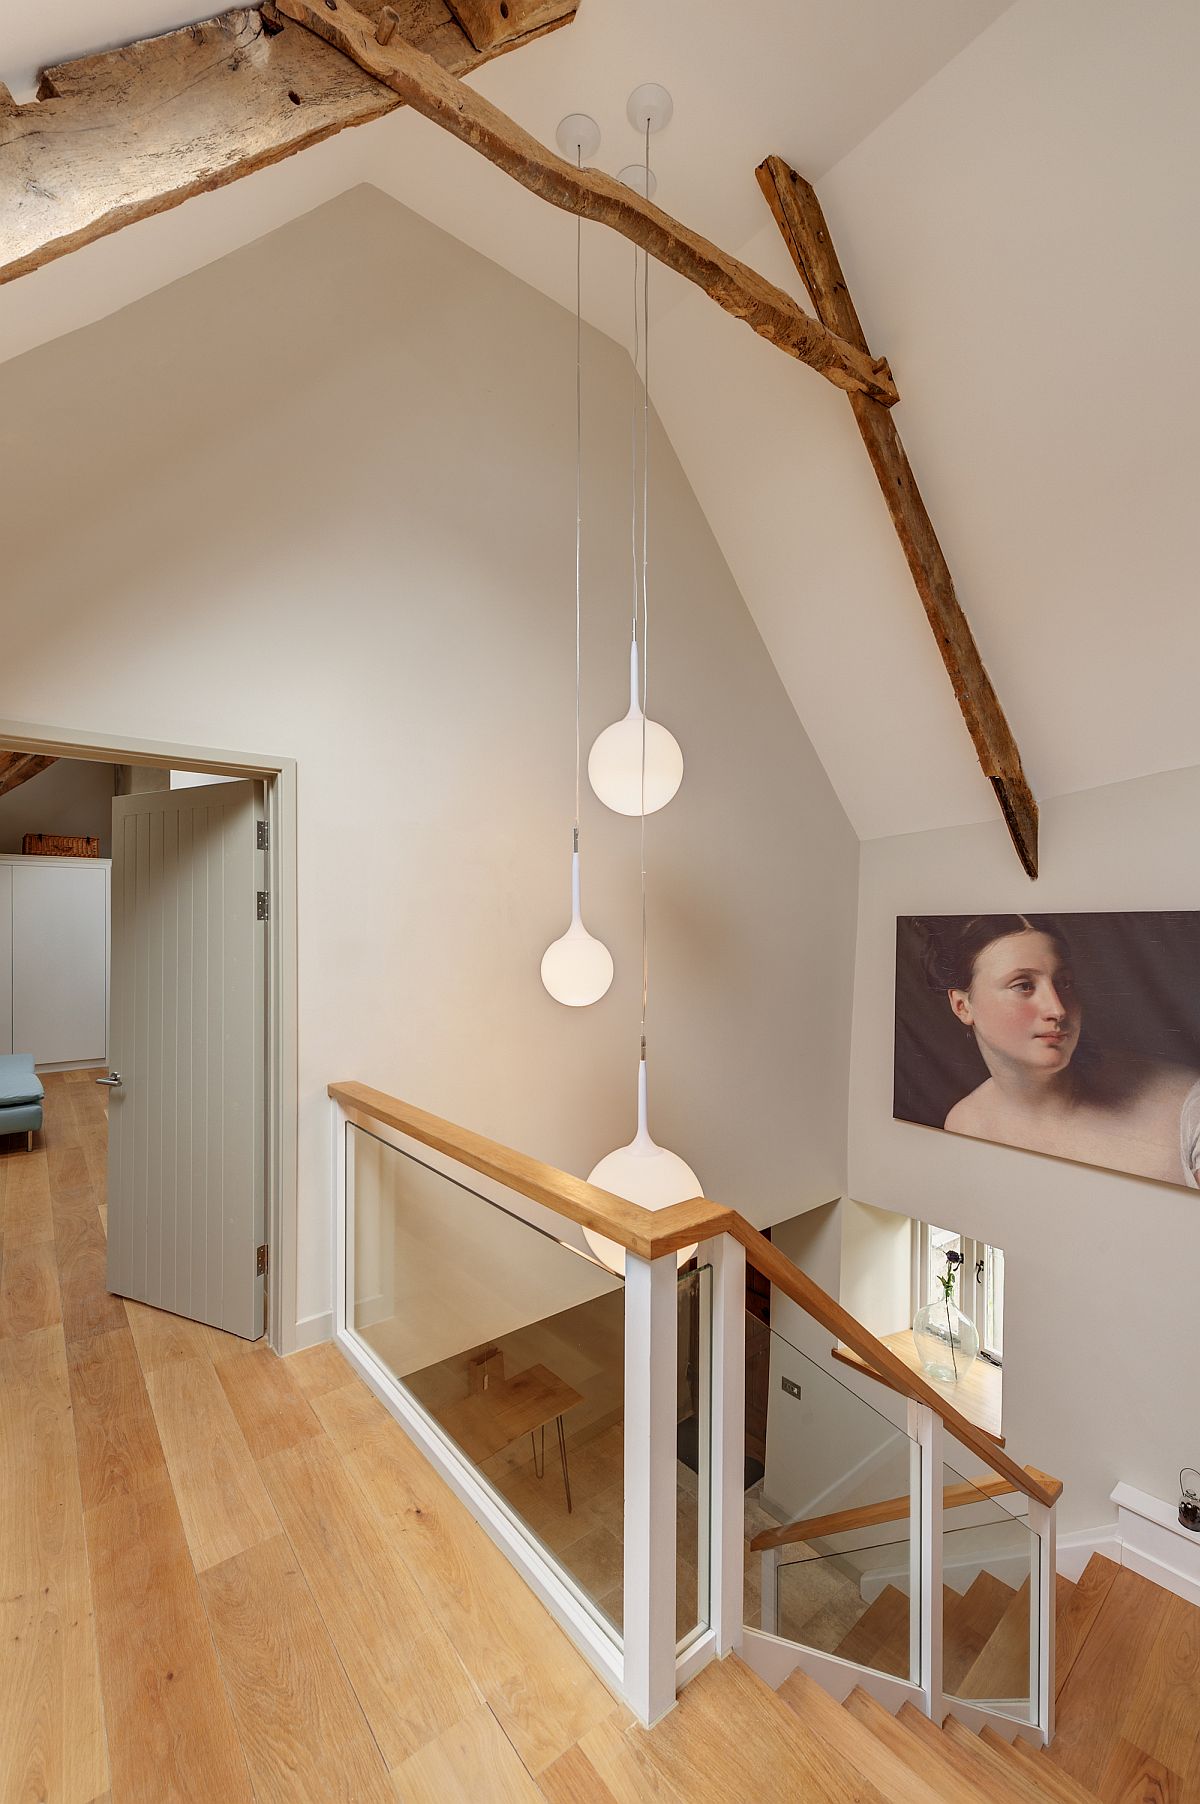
[{"x1": 913, "y1": 914, "x2": 1073, "y2": 995}]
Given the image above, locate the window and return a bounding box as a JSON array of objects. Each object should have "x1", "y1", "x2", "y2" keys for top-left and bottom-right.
[
  {"x1": 914, "y1": 1220, "x2": 1004, "y2": 1366},
  {"x1": 983, "y1": 1244, "x2": 1004, "y2": 1359}
]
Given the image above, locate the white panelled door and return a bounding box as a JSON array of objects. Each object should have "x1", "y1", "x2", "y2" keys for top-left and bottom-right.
[{"x1": 106, "y1": 780, "x2": 267, "y2": 1339}]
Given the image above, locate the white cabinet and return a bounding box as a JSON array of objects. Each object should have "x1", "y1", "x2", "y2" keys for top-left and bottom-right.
[
  {"x1": 0, "y1": 856, "x2": 109, "y2": 1068},
  {"x1": 0, "y1": 867, "x2": 11, "y2": 1057}
]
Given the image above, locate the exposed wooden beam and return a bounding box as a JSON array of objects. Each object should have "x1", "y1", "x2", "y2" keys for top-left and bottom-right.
[
  {"x1": 442, "y1": 0, "x2": 573, "y2": 54},
  {"x1": 0, "y1": 0, "x2": 578, "y2": 287},
  {"x1": 755, "y1": 155, "x2": 1039, "y2": 877},
  {"x1": 0, "y1": 753, "x2": 56, "y2": 798},
  {"x1": 273, "y1": 0, "x2": 900, "y2": 406}
]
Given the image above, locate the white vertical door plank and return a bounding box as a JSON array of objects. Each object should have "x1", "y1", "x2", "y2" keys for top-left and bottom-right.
[
  {"x1": 134, "y1": 811, "x2": 151, "y2": 1298},
  {"x1": 159, "y1": 808, "x2": 180, "y2": 1312},
  {"x1": 107, "y1": 780, "x2": 265, "y2": 1338},
  {"x1": 145, "y1": 809, "x2": 165, "y2": 1305},
  {"x1": 205, "y1": 806, "x2": 224, "y2": 1318}
]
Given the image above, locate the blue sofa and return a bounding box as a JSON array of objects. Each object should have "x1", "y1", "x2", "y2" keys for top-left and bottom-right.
[{"x1": 0, "y1": 1054, "x2": 44, "y2": 1150}]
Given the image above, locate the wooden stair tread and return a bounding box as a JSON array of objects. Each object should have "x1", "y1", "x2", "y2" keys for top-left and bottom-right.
[
  {"x1": 1053, "y1": 1554, "x2": 1119, "y2": 1702},
  {"x1": 776, "y1": 1666, "x2": 945, "y2": 1804},
  {"x1": 942, "y1": 1714, "x2": 1058, "y2": 1804},
  {"x1": 1049, "y1": 1565, "x2": 1176, "y2": 1792},
  {"x1": 833, "y1": 1584, "x2": 911, "y2": 1679},
  {"x1": 630, "y1": 1656, "x2": 891, "y2": 1804},
  {"x1": 896, "y1": 1702, "x2": 1032, "y2": 1804},
  {"x1": 842, "y1": 1689, "x2": 992, "y2": 1804},
  {"x1": 943, "y1": 1570, "x2": 1015, "y2": 1692},
  {"x1": 955, "y1": 1576, "x2": 1032, "y2": 1703},
  {"x1": 985, "y1": 1726, "x2": 1103, "y2": 1804}
]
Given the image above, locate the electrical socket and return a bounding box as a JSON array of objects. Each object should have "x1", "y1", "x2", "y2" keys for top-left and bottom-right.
[{"x1": 781, "y1": 1376, "x2": 802, "y2": 1401}]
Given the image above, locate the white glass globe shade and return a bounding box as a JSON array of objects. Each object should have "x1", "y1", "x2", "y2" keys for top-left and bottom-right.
[
  {"x1": 540, "y1": 851, "x2": 613, "y2": 1007},
  {"x1": 589, "y1": 639, "x2": 683, "y2": 817},
  {"x1": 584, "y1": 1059, "x2": 700, "y2": 1275}
]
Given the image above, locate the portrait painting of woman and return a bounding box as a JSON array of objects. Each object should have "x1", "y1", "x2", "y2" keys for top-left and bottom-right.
[{"x1": 894, "y1": 912, "x2": 1200, "y2": 1189}]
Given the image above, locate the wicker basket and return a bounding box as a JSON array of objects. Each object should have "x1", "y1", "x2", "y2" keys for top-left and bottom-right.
[{"x1": 21, "y1": 834, "x2": 100, "y2": 858}]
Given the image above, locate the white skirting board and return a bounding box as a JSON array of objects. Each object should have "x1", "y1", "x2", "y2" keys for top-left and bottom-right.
[
  {"x1": 290, "y1": 1309, "x2": 334, "y2": 1351},
  {"x1": 1017, "y1": 1498, "x2": 1198, "y2": 1607},
  {"x1": 1108, "y1": 1483, "x2": 1200, "y2": 1607}
]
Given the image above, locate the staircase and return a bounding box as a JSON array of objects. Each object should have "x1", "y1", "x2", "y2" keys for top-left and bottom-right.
[
  {"x1": 608, "y1": 1553, "x2": 1190, "y2": 1804},
  {"x1": 329, "y1": 1086, "x2": 1200, "y2": 1794}
]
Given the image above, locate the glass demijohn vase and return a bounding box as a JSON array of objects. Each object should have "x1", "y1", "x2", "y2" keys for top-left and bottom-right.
[{"x1": 912, "y1": 1252, "x2": 980, "y2": 1383}]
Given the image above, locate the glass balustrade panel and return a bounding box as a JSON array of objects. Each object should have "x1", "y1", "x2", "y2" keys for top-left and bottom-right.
[
  {"x1": 941, "y1": 1450, "x2": 1039, "y2": 1723},
  {"x1": 347, "y1": 1119, "x2": 626, "y2": 1640},
  {"x1": 745, "y1": 1312, "x2": 921, "y2": 1682}
]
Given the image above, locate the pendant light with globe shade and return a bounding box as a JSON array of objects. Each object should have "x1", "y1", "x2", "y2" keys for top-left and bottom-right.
[
  {"x1": 588, "y1": 90, "x2": 683, "y2": 821},
  {"x1": 585, "y1": 88, "x2": 700, "y2": 1276},
  {"x1": 540, "y1": 113, "x2": 614, "y2": 1008}
]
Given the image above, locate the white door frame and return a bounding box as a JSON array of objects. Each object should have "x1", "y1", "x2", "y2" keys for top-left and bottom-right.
[{"x1": 0, "y1": 717, "x2": 298, "y2": 1353}]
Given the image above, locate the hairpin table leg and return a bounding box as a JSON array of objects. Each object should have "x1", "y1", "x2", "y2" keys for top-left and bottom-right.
[{"x1": 556, "y1": 1414, "x2": 573, "y2": 1514}]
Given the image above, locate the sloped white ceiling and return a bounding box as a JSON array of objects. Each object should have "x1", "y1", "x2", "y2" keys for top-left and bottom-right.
[{"x1": 4, "y1": 0, "x2": 1197, "y2": 843}]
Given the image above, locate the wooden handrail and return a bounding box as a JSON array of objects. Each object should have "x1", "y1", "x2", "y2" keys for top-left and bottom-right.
[
  {"x1": 750, "y1": 1471, "x2": 1031, "y2": 1553},
  {"x1": 330, "y1": 1081, "x2": 1063, "y2": 1512},
  {"x1": 729, "y1": 1219, "x2": 1063, "y2": 1511},
  {"x1": 328, "y1": 1081, "x2": 734, "y2": 1261},
  {"x1": 830, "y1": 1342, "x2": 1004, "y2": 1446}
]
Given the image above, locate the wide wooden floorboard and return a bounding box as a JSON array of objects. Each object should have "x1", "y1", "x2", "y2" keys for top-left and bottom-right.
[
  {"x1": 198, "y1": 1532, "x2": 394, "y2": 1803},
  {"x1": 85, "y1": 1476, "x2": 255, "y2": 1804},
  {"x1": 0, "y1": 1322, "x2": 109, "y2": 1804}
]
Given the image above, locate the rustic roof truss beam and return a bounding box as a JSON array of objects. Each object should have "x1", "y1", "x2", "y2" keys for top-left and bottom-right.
[
  {"x1": 0, "y1": 753, "x2": 57, "y2": 798},
  {"x1": 755, "y1": 155, "x2": 1038, "y2": 877},
  {"x1": 0, "y1": 0, "x2": 578, "y2": 286},
  {"x1": 272, "y1": 0, "x2": 899, "y2": 405}
]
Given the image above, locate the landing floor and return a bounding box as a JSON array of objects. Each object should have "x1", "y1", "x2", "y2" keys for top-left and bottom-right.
[{"x1": 1, "y1": 1073, "x2": 628, "y2": 1802}]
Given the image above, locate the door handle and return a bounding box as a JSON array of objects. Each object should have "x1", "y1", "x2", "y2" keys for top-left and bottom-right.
[{"x1": 95, "y1": 1072, "x2": 123, "y2": 1087}]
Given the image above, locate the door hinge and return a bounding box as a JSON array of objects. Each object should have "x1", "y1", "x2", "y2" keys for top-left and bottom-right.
[
  {"x1": 257, "y1": 890, "x2": 269, "y2": 921},
  {"x1": 257, "y1": 820, "x2": 269, "y2": 851},
  {"x1": 256, "y1": 1243, "x2": 268, "y2": 1276}
]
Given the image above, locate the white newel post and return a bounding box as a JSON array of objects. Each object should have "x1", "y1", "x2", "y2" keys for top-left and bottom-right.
[
  {"x1": 700, "y1": 1233, "x2": 746, "y2": 1657},
  {"x1": 332, "y1": 1096, "x2": 349, "y2": 1340},
  {"x1": 1029, "y1": 1494, "x2": 1057, "y2": 1741},
  {"x1": 912, "y1": 1402, "x2": 945, "y2": 1722},
  {"x1": 624, "y1": 1249, "x2": 679, "y2": 1726}
]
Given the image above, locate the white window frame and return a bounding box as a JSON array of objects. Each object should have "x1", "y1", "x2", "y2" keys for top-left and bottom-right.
[{"x1": 912, "y1": 1220, "x2": 1003, "y2": 1366}]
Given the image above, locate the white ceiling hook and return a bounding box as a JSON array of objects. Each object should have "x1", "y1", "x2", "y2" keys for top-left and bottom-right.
[
  {"x1": 555, "y1": 113, "x2": 601, "y2": 161},
  {"x1": 618, "y1": 164, "x2": 657, "y2": 200},
  {"x1": 626, "y1": 83, "x2": 673, "y2": 134}
]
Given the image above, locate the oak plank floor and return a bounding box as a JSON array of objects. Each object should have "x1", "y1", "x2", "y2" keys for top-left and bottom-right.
[{"x1": 1, "y1": 1075, "x2": 633, "y2": 1802}]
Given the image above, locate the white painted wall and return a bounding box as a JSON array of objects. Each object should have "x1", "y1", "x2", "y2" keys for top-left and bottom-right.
[
  {"x1": 0, "y1": 758, "x2": 115, "y2": 855},
  {"x1": 848, "y1": 764, "x2": 1200, "y2": 1533},
  {"x1": 0, "y1": 186, "x2": 859, "y2": 1342},
  {"x1": 840, "y1": 1199, "x2": 912, "y2": 1343},
  {"x1": 762, "y1": 1205, "x2": 915, "y2": 1528}
]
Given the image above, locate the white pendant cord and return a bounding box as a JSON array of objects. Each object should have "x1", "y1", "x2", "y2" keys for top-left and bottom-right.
[
  {"x1": 629, "y1": 246, "x2": 641, "y2": 643},
  {"x1": 639, "y1": 119, "x2": 651, "y2": 1061},
  {"x1": 574, "y1": 144, "x2": 583, "y2": 849},
  {"x1": 541, "y1": 130, "x2": 614, "y2": 1008}
]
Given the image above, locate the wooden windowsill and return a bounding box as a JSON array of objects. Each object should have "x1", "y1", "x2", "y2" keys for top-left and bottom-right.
[{"x1": 832, "y1": 1329, "x2": 1004, "y2": 1447}]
